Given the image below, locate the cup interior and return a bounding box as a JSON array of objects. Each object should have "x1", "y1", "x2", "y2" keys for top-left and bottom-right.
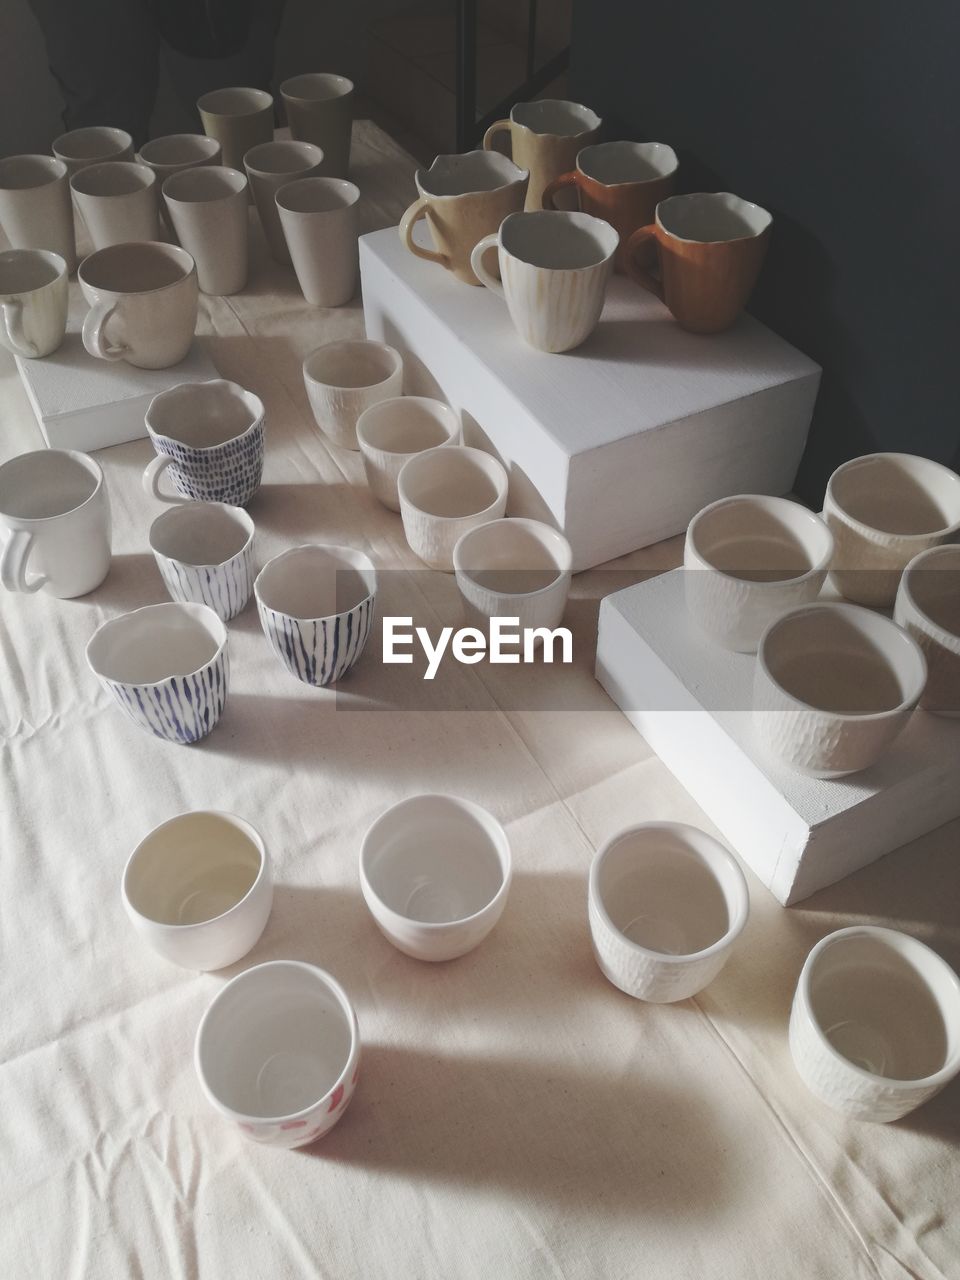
[
  {"x1": 281, "y1": 72, "x2": 353, "y2": 101},
  {"x1": 140, "y1": 133, "x2": 220, "y2": 166},
  {"x1": 163, "y1": 166, "x2": 247, "y2": 203},
  {"x1": 0, "y1": 449, "x2": 98, "y2": 520},
  {"x1": 304, "y1": 340, "x2": 402, "y2": 391},
  {"x1": 197, "y1": 963, "x2": 354, "y2": 1118},
  {"x1": 500, "y1": 211, "x2": 617, "y2": 269},
  {"x1": 87, "y1": 602, "x2": 225, "y2": 684},
  {"x1": 804, "y1": 930, "x2": 959, "y2": 1081},
  {"x1": 0, "y1": 154, "x2": 64, "y2": 189},
  {"x1": 363, "y1": 795, "x2": 509, "y2": 924},
  {"x1": 579, "y1": 140, "x2": 677, "y2": 186},
  {"x1": 658, "y1": 193, "x2": 771, "y2": 243},
  {"x1": 0, "y1": 249, "x2": 64, "y2": 295},
  {"x1": 419, "y1": 150, "x2": 524, "y2": 196},
  {"x1": 688, "y1": 497, "x2": 832, "y2": 583},
  {"x1": 829, "y1": 454, "x2": 960, "y2": 536},
  {"x1": 276, "y1": 177, "x2": 359, "y2": 214},
  {"x1": 256, "y1": 544, "x2": 375, "y2": 619},
  {"x1": 357, "y1": 397, "x2": 458, "y2": 455},
  {"x1": 197, "y1": 87, "x2": 273, "y2": 117},
  {"x1": 455, "y1": 518, "x2": 571, "y2": 595},
  {"x1": 70, "y1": 161, "x2": 154, "y2": 197},
  {"x1": 760, "y1": 605, "x2": 925, "y2": 716},
  {"x1": 513, "y1": 98, "x2": 599, "y2": 136},
  {"x1": 245, "y1": 141, "x2": 323, "y2": 174},
  {"x1": 79, "y1": 242, "x2": 192, "y2": 293},
  {"x1": 400, "y1": 447, "x2": 505, "y2": 519},
  {"x1": 147, "y1": 380, "x2": 260, "y2": 448},
  {"x1": 125, "y1": 812, "x2": 263, "y2": 926},
  {"x1": 53, "y1": 126, "x2": 132, "y2": 162},
  {"x1": 150, "y1": 503, "x2": 252, "y2": 566},
  {"x1": 902, "y1": 547, "x2": 960, "y2": 637}
]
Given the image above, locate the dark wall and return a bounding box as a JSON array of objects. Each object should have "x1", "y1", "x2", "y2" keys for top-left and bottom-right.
[{"x1": 570, "y1": 0, "x2": 960, "y2": 505}]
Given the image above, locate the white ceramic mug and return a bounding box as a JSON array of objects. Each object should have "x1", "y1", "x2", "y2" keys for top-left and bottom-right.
[
  {"x1": 0, "y1": 154, "x2": 76, "y2": 273},
  {"x1": 162, "y1": 166, "x2": 249, "y2": 296},
  {"x1": 0, "y1": 249, "x2": 68, "y2": 359},
  {"x1": 894, "y1": 544, "x2": 960, "y2": 717},
  {"x1": 397, "y1": 445, "x2": 509, "y2": 571},
  {"x1": 452, "y1": 517, "x2": 573, "y2": 635},
  {"x1": 149, "y1": 502, "x2": 256, "y2": 621},
  {"x1": 69, "y1": 160, "x2": 161, "y2": 251},
  {"x1": 78, "y1": 241, "x2": 199, "y2": 369},
  {"x1": 275, "y1": 176, "x2": 360, "y2": 306},
  {"x1": 244, "y1": 140, "x2": 325, "y2": 263},
  {"x1": 356, "y1": 396, "x2": 460, "y2": 511},
  {"x1": 0, "y1": 449, "x2": 111, "y2": 598},
  {"x1": 471, "y1": 210, "x2": 619, "y2": 353},
  {"x1": 52, "y1": 126, "x2": 134, "y2": 176},
  {"x1": 302, "y1": 340, "x2": 403, "y2": 451}
]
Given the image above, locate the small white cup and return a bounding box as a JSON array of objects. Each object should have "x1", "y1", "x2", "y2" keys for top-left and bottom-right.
[
  {"x1": 754, "y1": 602, "x2": 927, "y2": 777},
  {"x1": 303, "y1": 339, "x2": 403, "y2": 451},
  {"x1": 276, "y1": 176, "x2": 359, "y2": 306},
  {"x1": 195, "y1": 961, "x2": 361, "y2": 1147},
  {"x1": 0, "y1": 154, "x2": 76, "y2": 273},
  {"x1": 684, "y1": 495, "x2": 835, "y2": 652},
  {"x1": 824, "y1": 452, "x2": 960, "y2": 607},
  {"x1": 149, "y1": 502, "x2": 255, "y2": 621},
  {"x1": 69, "y1": 160, "x2": 161, "y2": 251},
  {"x1": 123, "y1": 811, "x2": 272, "y2": 971},
  {"x1": 53, "y1": 126, "x2": 134, "y2": 176},
  {"x1": 360, "y1": 794, "x2": 513, "y2": 962},
  {"x1": 244, "y1": 140, "x2": 325, "y2": 263},
  {"x1": 397, "y1": 445, "x2": 509, "y2": 571},
  {"x1": 790, "y1": 926, "x2": 960, "y2": 1123},
  {"x1": 162, "y1": 166, "x2": 250, "y2": 296},
  {"x1": 588, "y1": 822, "x2": 749, "y2": 1003},
  {"x1": 356, "y1": 396, "x2": 460, "y2": 511},
  {"x1": 0, "y1": 248, "x2": 68, "y2": 359},
  {"x1": 894, "y1": 544, "x2": 960, "y2": 717},
  {"x1": 452, "y1": 517, "x2": 572, "y2": 634}
]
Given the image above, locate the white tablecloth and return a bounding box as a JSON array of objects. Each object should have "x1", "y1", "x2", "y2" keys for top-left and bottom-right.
[{"x1": 1, "y1": 122, "x2": 958, "y2": 1280}]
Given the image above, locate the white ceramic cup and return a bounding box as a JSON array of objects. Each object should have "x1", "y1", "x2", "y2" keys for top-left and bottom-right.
[
  {"x1": 255, "y1": 543, "x2": 377, "y2": 686},
  {"x1": 452, "y1": 517, "x2": 573, "y2": 635},
  {"x1": 52, "y1": 126, "x2": 134, "y2": 176},
  {"x1": 754, "y1": 602, "x2": 927, "y2": 777},
  {"x1": 137, "y1": 133, "x2": 221, "y2": 184},
  {"x1": 69, "y1": 160, "x2": 161, "y2": 251},
  {"x1": 790, "y1": 926, "x2": 960, "y2": 1123},
  {"x1": 275, "y1": 177, "x2": 359, "y2": 306},
  {"x1": 894, "y1": 544, "x2": 960, "y2": 717},
  {"x1": 244, "y1": 140, "x2": 325, "y2": 263},
  {"x1": 302, "y1": 340, "x2": 403, "y2": 451},
  {"x1": 824, "y1": 452, "x2": 960, "y2": 607},
  {"x1": 195, "y1": 960, "x2": 361, "y2": 1148},
  {"x1": 123, "y1": 811, "x2": 272, "y2": 970},
  {"x1": 684, "y1": 495, "x2": 835, "y2": 652},
  {"x1": 0, "y1": 448, "x2": 111, "y2": 598},
  {"x1": 86, "y1": 600, "x2": 228, "y2": 745},
  {"x1": 0, "y1": 154, "x2": 76, "y2": 273},
  {"x1": 356, "y1": 396, "x2": 460, "y2": 511},
  {"x1": 197, "y1": 86, "x2": 274, "y2": 173},
  {"x1": 149, "y1": 502, "x2": 255, "y2": 621},
  {"x1": 0, "y1": 249, "x2": 68, "y2": 359},
  {"x1": 78, "y1": 241, "x2": 198, "y2": 369},
  {"x1": 280, "y1": 73, "x2": 355, "y2": 178},
  {"x1": 162, "y1": 166, "x2": 249, "y2": 296},
  {"x1": 360, "y1": 794, "x2": 513, "y2": 962},
  {"x1": 397, "y1": 445, "x2": 509, "y2": 572},
  {"x1": 471, "y1": 209, "x2": 619, "y2": 352},
  {"x1": 588, "y1": 822, "x2": 749, "y2": 1003}
]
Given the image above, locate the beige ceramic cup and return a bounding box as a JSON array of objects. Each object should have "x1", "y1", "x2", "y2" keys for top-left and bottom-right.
[
  {"x1": 244, "y1": 140, "x2": 325, "y2": 263},
  {"x1": 197, "y1": 87, "x2": 274, "y2": 172},
  {"x1": 0, "y1": 155, "x2": 77, "y2": 273},
  {"x1": 357, "y1": 396, "x2": 461, "y2": 511},
  {"x1": 280, "y1": 73, "x2": 355, "y2": 179},
  {"x1": 483, "y1": 99, "x2": 601, "y2": 211},
  {"x1": 399, "y1": 150, "x2": 529, "y2": 285},
  {"x1": 70, "y1": 161, "x2": 161, "y2": 251},
  {"x1": 52, "y1": 126, "x2": 134, "y2": 176},
  {"x1": 163, "y1": 167, "x2": 249, "y2": 296},
  {"x1": 894, "y1": 545, "x2": 960, "y2": 717},
  {"x1": 303, "y1": 340, "x2": 403, "y2": 450},
  {"x1": 275, "y1": 177, "x2": 359, "y2": 306},
  {"x1": 0, "y1": 249, "x2": 68, "y2": 359},
  {"x1": 137, "y1": 134, "x2": 221, "y2": 184}
]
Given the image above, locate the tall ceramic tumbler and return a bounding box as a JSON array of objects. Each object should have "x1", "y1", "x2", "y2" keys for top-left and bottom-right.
[
  {"x1": 276, "y1": 177, "x2": 359, "y2": 305},
  {"x1": 197, "y1": 87, "x2": 274, "y2": 171},
  {"x1": 244, "y1": 141, "x2": 325, "y2": 263},
  {"x1": 0, "y1": 154, "x2": 77, "y2": 273},
  {"x1": 280, "y1": 74, "x2": 354, "y2": 178},
  {"x1": 70, "y1": 162, "x2": 161, "y2": 251},
  {"x1": 163, "y1": 167, "x2": 250, "y2": 295}
]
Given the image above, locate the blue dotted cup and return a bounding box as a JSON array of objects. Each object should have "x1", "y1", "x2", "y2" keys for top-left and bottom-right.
[{"x1": 143, "y1": 378, "x2": 265, "y2": 508}]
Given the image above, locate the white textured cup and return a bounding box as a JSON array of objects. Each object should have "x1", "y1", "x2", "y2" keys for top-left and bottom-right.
[
  {"x1": 0, "y1": 249, "x2": 68, "y2": 359},
  {"x1": 0, "y1": 154, "x2": 76, "y2": 273},
  {"x1": 452, "y1": 517, "x2": 572, "y2": 634},
  {"x1": 163, "y1": 166, "x2": 249, "y2": 295},
  {"x1": 123, "y1": 811, "x2": 272, "y2": 971},
  {"x1": 195, "y1": 961, "x2": 360, "y2": 1147},
  {"x1": 244, "y1": 140, "x2": 325, "y2": 263},
  {"x1": 754, "y1": 602, "x2": 927, "y2": 777},
  {"x1": 149, "y1": 502, "x2": 255, "y2": 621},
  {"x1": 69, "y1": 160, "x2": 161, "y2": 250},
  {"x1": 825, "y1": 452, "x2": 960, "y2": 607},
  {"x1": 589, "y1": 822, "x2": 749, "y2": 1003},
  {"x1": 53, "y1": 126, "x2": 134, "y2": 175},
  {"x1": 398, "y1": 445, "x2": 509, "y2": 571},
  {"x1": 894, "y1": 544, "x2": 960, "y2": 717},
  {"x1": 356, "y1": 396, "x2": 460, "y2": 511},
  {"x1": 790, "y1": 926, "x2": 960, "y2": 1123},
  {"x1": 684, "y1": 495, "x2": 834, "y2": 652},
  {"x1": 276, "y1": 177, "x2": 359, "y2": 306},
  {"x1": 303, "y1": 340, "x2": 403, "y2": 451},
  {"x1": 360, "y1": 794, "x2": 512, "y2": 962}
]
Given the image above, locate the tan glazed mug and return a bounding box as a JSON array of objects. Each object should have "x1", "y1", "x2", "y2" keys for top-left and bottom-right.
[{"x1": 483, "y1": 99, "x2": 601, "y2": 211}]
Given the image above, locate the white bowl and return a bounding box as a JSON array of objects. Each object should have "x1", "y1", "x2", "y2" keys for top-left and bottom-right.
[
  {"x1": 397, "y1": 446, "x2": 509, "y2": 571},
  {"x1": 790, "y1": 926, "x2": 960, "y2": 1122},
  {"x1": 824, "y1": 452, "x2": 960, "y2": 606},
  {"x1": 123, "y1": 811, "x2": 272, "y2": 970},
  {"x1": 754, "y1": 602, "x2": 927, "y2": 777},
  {"x1": 195, "y1": 961, "x2": 360, "y2": 1147},
  {"x1": 356, "y1": 396, "x2": 461, "y2": 511},
  {"x1": 303, "y1": 340, "x2": 403, "y2": 451},
  {"x1": 588, "y1": 822, "x2": 749, "y2": 1003},
  {"x1": 359, "y1": 794, "x2": 513, "y2": 961},
  {"x1": 894, "y1": 544, "x2": 960, "y2": 717},
  {"x1": 452, "y1": 517, "x2": 572, "y2": 634},
  {"x1": 684, "y1": 494, "x2": 834, "y2": 652}
]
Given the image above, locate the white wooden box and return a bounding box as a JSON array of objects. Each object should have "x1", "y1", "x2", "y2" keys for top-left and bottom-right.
[
  {"x1": 360, "y1": 226, "x2": 822, "y2": 571},
  {"x1": 595, "y1": 569, "x2": 960, "y2": 904}
]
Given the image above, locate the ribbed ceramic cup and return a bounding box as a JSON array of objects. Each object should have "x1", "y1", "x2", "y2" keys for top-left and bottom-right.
[
  {"x1": 280, "y1": 73, "x2": 354, "y2": 178},
  {"x1": 244, "y1": 140, "x2": 325, "y2": 263},
  {"x1": 894, "y1": 545, "x2": 960, "y2": 716},
  {"x1": 356, "y1": 396, "x2": 461, "y2": 511},
  {"x1": 0, "y1": 154, "x2": 76, "y2": 273},
  {"x1": 0, "y1": 249, "x2": 68, "y2": 359},
  {"x1": 69, "y1": 160, "x2": 161, "y2": 251},
  {"x1": 149, "y1": 502, "x2": 255, "y2": 621},
  {"x1": 302, "y1": 340, "x2": 403, "y2": 451},
  {"x1": 397, "y1": 445, "x2": 509, "y2": 571}
]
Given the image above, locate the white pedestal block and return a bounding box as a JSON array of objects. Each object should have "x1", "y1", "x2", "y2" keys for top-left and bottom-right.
[
  {"x1": 360, "y1": 226, "x2": 821, "y2": 571},
  {"x1": 595, "y1": 570, "x2": 960, "y2": 905}
]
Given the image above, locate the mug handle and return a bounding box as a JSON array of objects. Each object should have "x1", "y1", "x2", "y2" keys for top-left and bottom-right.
[
  {"x1": 399, "y1": 197, "x2": 448, "y2": 267},
  {"x1": 624, "y1": 225, "x2": 664, "y2": 299},
  {"x1": 142, "y1": 454, "x2": 183, "y2": 504},
  {"x1": 541, "y1": 171, "x2": 578, "y2": 211},
  {"x1": 469, "y1": 235, "x2": 504, "y2": 297},
  {"x1": 0, "y1": 301, "x2": 39, "y2": 359},
  {"x1": 82, "y1": 300, "x2": 127, "y2": 361},
  {"x1": 482, "y1": 119, "x2": 511, "y2": 153},
  {"x1": 0, "y1": 528, "x2": 46, "y2": 593}
]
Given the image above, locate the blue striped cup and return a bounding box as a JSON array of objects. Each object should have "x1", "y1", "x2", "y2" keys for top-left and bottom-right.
[
  {"x1": 149, "y1": 502, "x2": 254, "y2": 621},
  {"x1": 255, "y1": 543, "x2": 376, "y2": 687}
]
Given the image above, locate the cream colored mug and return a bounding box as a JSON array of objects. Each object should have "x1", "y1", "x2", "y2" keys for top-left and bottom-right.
[{"x1": 483, "y1": 99, "x2": 601, "y2": 210}]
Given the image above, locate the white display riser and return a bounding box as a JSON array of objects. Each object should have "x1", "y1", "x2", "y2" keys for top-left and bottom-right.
[
  {"x1": 595, "y1": 569, "x2": 960, "y2": 905},
  {"x1": 359, "y1": 226, "x2": 821, "y2": 571}
]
